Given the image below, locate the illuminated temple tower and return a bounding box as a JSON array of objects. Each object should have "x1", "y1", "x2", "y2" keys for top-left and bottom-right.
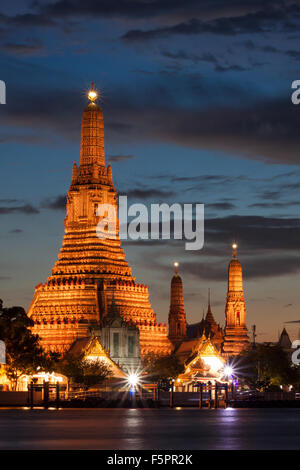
[
  {"x1": 28, "y1": 84, "x2": 172, "y2": 357},
  {"x1": 168, "y1": 262, "x2": 187, "y2": 345},
  {"x1": 223, "y1": 244, "x2": 249, "y2": 355}
]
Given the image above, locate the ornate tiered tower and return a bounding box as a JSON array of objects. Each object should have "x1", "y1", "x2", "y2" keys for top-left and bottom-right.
[
  {"x1": 168, "y1": 262, "x2": 187, "y2": 345},
  {"x1": 223, "y1": 244, "x2": 249, "y2": 355},
  {"x1": 203, "y1": 289, "x2": 224, "y2": 350},
  {"x1": 28, "y1": 84, "x2": 172, "y2": 357}
]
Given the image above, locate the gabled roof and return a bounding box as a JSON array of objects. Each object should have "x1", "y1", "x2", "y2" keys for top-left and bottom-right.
[
  {"x1": 177, "y1": 335, "x2": 225, "y2": 382},
  {"x1": 68, "y1": 335, "x2": 126, "y2": 378}
]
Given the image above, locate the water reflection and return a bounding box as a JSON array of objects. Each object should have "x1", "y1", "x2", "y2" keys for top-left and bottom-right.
[{"x1": 0, "y1": 408, "x2": 300, "y2": 450}]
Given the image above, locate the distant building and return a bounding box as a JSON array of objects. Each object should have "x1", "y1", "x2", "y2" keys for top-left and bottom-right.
[
  {"x1": 168, "y1": 245, "x2": 250, "y2": 362},
  {"x1": 223, "y1": 244, "x2": 250, "y2": 355},
  {"x1": 175, "y1": 335, "x2": 226, "y2": 391}
]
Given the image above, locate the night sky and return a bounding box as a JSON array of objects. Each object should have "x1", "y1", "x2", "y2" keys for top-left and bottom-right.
[{"x1": 1, "y1": 0, "x2": 300, "y2": 342}]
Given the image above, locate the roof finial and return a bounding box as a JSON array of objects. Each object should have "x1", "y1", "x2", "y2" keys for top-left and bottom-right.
[
  {"x1": 208, "y1": 288, "x2": 211, "y2": 309},
  {"x1": 232, "y1": 242, "x2": 237, "y2": 259},
  {"x1": 88, "y1": 81, "x2": 98, "y2": 102},
  {"x1": 174, "y1": 261, "x2": 179, "y2": 275}
]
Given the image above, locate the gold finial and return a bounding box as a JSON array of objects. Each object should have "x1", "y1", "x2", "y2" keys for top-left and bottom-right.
[
  {"x1": 88, "y1": 81, "x2": 98, "y2": 102},
  {"x1": 232, "y1": 242, "x2": 238, "y2": 258},
  {"x1": 174, "y1": 261, "x2": 179, "y2": 275}
]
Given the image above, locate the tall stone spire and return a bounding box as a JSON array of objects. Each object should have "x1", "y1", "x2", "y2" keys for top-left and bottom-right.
[
  {"x1": 168, "y1": 262, "x2": 187, "y2": 345},
  {"x1": 80, "y1": 83, "x2": 105, "y2": 167},
  {"x1": 27, "y1": 86, "x2": 173, "y2": 358},
  {"x1": 223, "y1": 243, "x2": 249, "y2": 355}
]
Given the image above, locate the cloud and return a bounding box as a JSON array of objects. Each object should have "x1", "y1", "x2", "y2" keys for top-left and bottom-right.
[
  {"x1": 109, "y1": 154, "x2": 135, "y2": 163},
  {"x1": 41, "y1": 195, "x2": 66, "y2": 211},
  {"x1": 0, "y1": 276, "x2": 11, "y2": 281},
  {"x1": 207, "y1": 202, "x2": 236, "y2": 210},
  {"x1": 9, "y1": 229, "x2": 23, "y2": 233},
  {"x1": 215, "y1": 64, "x2": 248, "y2": 72},
  {"x1": 161, "y1": 50, "x2": 218, "y2": 64},
  {"x1": 1, "y1": 41, "x2": 44, "y2": 57},
  {"x1": 0, "y1": 199, "x2": 19, "y2": 203},
  {"x1": 205, "y1": 215, "x2": 300, "y2": 252},
  {"x1": 249, "y1": 201, "x2": 300, "y2": 209},
  {"x1": 183, "y1": 254, "x2": 300, "y2": 281},
  {"x1": 122, "y1": 188, "x2": 177, "y2": 199},
  {"x1": 162, "y1": 49, "x2": 249, "y2": 72},
  {"x1": 0, "y1": 11, "x2": 55, "y2": 29},
  {"x1": 1, "y1": 69, "x2": 300, "y2": 166},
  {"x1": 0, "y1": 134, "x2": 46, "y2": 144},
  {"x1": 122, "y1": 5, "x2": 300, "y2": 42},
  {"x1": 0, "y1": 204, "x2": 39, "y2": 214},
  {"x1": 286, "y1": 49, "x2": 300, "y2": 60}
]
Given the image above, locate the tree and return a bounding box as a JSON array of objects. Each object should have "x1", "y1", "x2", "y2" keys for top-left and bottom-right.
[
  {"x1": 0, "y1": 304, "x2": 49, "y2": 390},
  {"x1": 144, "y1": 353, "x2": 184, "y2": 390},
  {"x1": 238, "y1": 344, "x2": 300, "y2": 391},
  {"x1": 57, "y1": 353, "x2": 112, "y2": 389}
]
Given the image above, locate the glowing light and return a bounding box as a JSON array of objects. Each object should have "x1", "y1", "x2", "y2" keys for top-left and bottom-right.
[
  {"x1": 174, "y1": 262, "x2": 179, "y2": 267},
  {"x1": 232, "y1": 243, "x2": 237, "y2": 250},
  {"x1": 88, "y1": 89, "x2": 98, "y2": 102},
  {"x1": 201, "y1": 356, "x2": 224, "y2": 373},
  {"x1": 224, "y1": 365, "x2": 234, "y2": 377},
  {"x1": 127, "y1": 373, "x2": 139, "y2": 388}
]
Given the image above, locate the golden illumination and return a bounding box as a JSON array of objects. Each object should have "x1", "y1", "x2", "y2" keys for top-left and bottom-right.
[
  {"x1": 232, "y1": 243, "x2": 237, "y2": 250},
  {"x1": 88, "y1": 89, "x2": 98, "y2": 102}
]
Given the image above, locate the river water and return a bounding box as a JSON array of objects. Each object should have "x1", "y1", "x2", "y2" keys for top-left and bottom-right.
[{"x1": 0, "y1": 407, "x2": 299, "y2": 450}]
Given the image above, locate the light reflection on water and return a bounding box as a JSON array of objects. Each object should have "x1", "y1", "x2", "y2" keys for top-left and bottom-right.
[{"x1": 0, "y1": 408, "x2": 300, "y2": 450}]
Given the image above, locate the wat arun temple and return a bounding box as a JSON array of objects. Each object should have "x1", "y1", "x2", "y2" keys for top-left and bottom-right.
[{"x1": 28, "y1": 85, "x2": 249, "y2": 362}]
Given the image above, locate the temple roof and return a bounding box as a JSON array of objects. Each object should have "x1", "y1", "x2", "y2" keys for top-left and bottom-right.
[{"x1": 68, "y1": 335, "x2": 126, "y2": 378}]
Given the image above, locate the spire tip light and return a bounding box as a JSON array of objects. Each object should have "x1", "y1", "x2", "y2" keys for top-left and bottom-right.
[
  {"x1": 88, "y1": 81, "x2": 98, "y2": 102},
  {"x1": 174, "y1": 261, "x2": 179, "y2": 274}
]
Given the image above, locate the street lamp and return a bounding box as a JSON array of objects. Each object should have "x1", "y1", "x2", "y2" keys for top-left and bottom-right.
[
  {"x1": 127, "y1": 373, "x2": 139, "y2": 389},
  {"x1": 223, "y1": 365, "x2": 234, "y2": 378}
]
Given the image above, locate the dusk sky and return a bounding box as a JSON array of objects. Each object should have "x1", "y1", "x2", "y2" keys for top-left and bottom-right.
[{"x1": 1, "y1": 0, "x2": 300, "y2": 342}]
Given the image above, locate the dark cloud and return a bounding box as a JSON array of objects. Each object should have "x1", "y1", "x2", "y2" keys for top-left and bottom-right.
[
  {"x1": 286, "y1": 49, "x2": 300, "y2": 59},
  {"x1": 9, "y1": 229, "x2": 23, "y2": 233},
  {"x1": 2, "y1": 81, "x2": 300, "y2": 165},
  {"x1": 249, "y1": 201, "x2": 300, "y2": 209},
  {"x1": 0, "y1": 134, "x2": 46, "y2": 144},
  {"x1": 0, "y1": 204, "x2": 39, "y2": 214},
  {"x1": 215, "y1": 64, "x2": 249, "y2": 72},
  {"x1": 0, "y1": 276, "x2": 11, "y2": 280},
  {"x1": 0, "y1": 12, "x2": 55, "y2": 28},
  {"x1": 161, "y1": 50, "x2": 218, "y2": 64},
  {"x1": 207, "y1": 202, "x2": 236, "y2": 210},
  {"x1": 25, "y1": 0, "x2": 297, "y2": 24},
  {"x1": 0, "y1": 199, "x2": 19, "y2": 203},
  {"x1": 1, "y1": 41, "x2": 44, "y2": 57},
  {"x1": 122, "y1": 5, "x2": 300, "y2": 42},
  {"x1": 205, "y1": 215, "x2": 300, "y2": 252},
  {"x1": 109, "y1": 154, "x2": 135, "y2": 163},
  {"x1": 183, "y1": 254, "x2": 300, "y2": 281},
  {"x1": 122, "y1": 188, "x2": 177, "y2": 199},
  {"x1": 41, "y1": 195, "x2": 66, "y2": 211},
  {"x1": 259, "y1": 190, "x2": 281, "y2": 200},
  {"x1": 242, "y1": 40, "x2": 279, "y2": 53}
]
